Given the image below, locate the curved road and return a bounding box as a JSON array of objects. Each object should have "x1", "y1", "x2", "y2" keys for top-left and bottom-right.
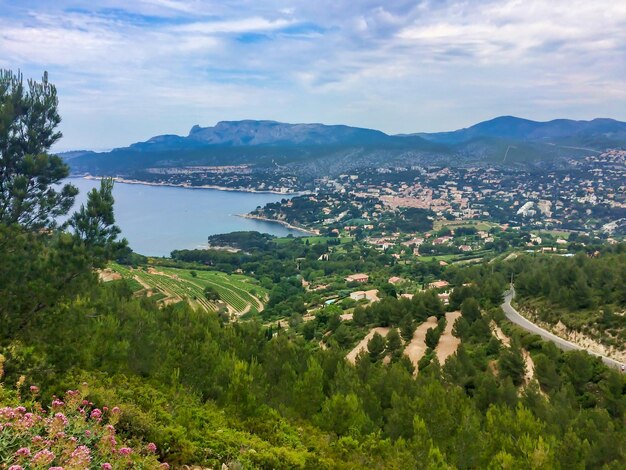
[{"x1": 502, "y1": 288, "x2": 625, "y2": 372}]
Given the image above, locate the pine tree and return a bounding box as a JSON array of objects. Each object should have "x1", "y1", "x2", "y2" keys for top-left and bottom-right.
[
  {"x1": 367, "y1": 332, "x2": 386, "y2": 362},
  {"x1": 0, "y1": 70, "x2": 78, "y2": 228}
]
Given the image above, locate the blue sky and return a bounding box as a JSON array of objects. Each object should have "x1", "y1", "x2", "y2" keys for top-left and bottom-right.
[{"x1": 1, "y1": 0, "x2": 625, "y2": 150}]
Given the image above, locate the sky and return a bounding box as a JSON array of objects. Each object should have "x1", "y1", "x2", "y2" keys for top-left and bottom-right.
[{"x1": 1, "y1": 0, "x2": 626, "y2": 151}]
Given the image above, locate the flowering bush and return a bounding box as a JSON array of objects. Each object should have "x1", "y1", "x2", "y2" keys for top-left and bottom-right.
[{"x1": 0, "y1": 360, "x2": 166, "y2": 469}]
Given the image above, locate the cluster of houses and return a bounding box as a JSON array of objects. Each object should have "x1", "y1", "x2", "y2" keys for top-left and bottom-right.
[{"x1": 340, "y1": 272, "x2": 453, "y2": 306}]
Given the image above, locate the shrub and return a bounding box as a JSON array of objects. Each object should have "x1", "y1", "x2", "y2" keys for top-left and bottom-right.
[{"x1": 0, "y1": 361, "x2": 165, "y2": 469}]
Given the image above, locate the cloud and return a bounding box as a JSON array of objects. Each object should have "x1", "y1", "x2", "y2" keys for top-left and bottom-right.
[{"x1": 1, "y1": 0, "x2": 625, "y2": 149}]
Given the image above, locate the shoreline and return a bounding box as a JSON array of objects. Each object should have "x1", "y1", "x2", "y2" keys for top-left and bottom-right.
[
  {"x1": 235, "y1": 213, "x2": 317, "y2": 235},
  {"x1": 75, "y1": 175, "x2": 309, "y2": 196}
]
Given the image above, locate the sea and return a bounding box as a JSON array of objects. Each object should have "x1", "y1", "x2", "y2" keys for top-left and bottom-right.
[{"x1": 62, "y1": 178, "x2": 306, "y2": 257}]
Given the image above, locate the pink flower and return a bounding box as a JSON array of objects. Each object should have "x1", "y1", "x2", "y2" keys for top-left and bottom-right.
[
  {"x1": 118, "y1": 447, "x2": 132, "y2": 456},
  {"x1": 49, "y1": 467, "x2": 64, "y2": 470},
  {"x1": 15, "y1": 447, "x2": 30, "y2": 457},
  {"x1": 54, "y1": 412, "x2": 68, "y2": 426},
  {"x1": 85, "y1": 430, "x2": 92, "y2": 437},
  {"x1": 69, "y1": 445, "x2": 91, "y2": 466},
  {"x1": 108, "y1": 435, "x2": 117, "y2": 446},
  {"x1": 19, "y1": 413, "x2": 36, "y2": 428},
  {"x1": 102, "y1": 464, "x2": 112, "y2": 470},
  {"x1": 31, "y1": 435, "x2": 43, "y2": 443},
  {"x1": 31, "y1": 449, "x2": 55, "y2": 465},
  {"x1": 146, "y1": 442, "x2": 157, "y2": 453},
  {"x1": 30, "y1": 385, "x2": 39, "y2": 394},
  {"x1": 51, "y1": 399, "x2": 64, "y2": 408},
  {"x1": 9, "y1": 465, "x2": 24, "y2": 470},
  {"x1": 111, "y1": 406, "x2": 121, "y2": 415},
  {"x1": 15, "y1": 406, "x2": 26, "y2": 413},
  {"x1": 90, "y1": 408, "x2": 102, "y2": 421},
  {"x1": 159, "y1": 464, "x2": 170, "y2": 469}
]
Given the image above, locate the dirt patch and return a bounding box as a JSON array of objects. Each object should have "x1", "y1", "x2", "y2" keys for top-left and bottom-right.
[
  {"x1": 490, "y1": 321, "x2": 511, "y2": 347},
  {"x1": 521, "y1": 350, "x2": 536, "y2": 386},
  {"x1": 346, "y1": 327, "x2": 391, "y2": 364},
  {"x1": 403, "y1": 316, "x2": 438, "y2": 375},
  {"x1": 435, "y1": 311, "x2": 461, "y2": 365},
  {"x1": 98, "y1": 269, "x2": 122, "y2": 282},
  {"x1": 161, "y1": 297, "x2": 182, "y2": 306}
]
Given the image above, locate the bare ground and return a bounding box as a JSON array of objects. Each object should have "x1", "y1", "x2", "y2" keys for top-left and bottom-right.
[
  {"x1": 346, "y1": 327, "x2": 391, "y2": 364},
  {"x1": 435, "y1": 311, "x2": 462, "y2": 365},
  {"x1": 490, "y1": 321, "x2": 511, "y2": 347},
  {"x1": 403, "y1": 316, "x2": 438, "y2": 375},
  {"x1": 98, "y1": 269, "x2": 122, "y2": 282}
]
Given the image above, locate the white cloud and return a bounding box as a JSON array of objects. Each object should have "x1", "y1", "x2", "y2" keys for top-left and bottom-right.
[{"x1": 1, "y1": 0, "x2": 625, "y2": 149}]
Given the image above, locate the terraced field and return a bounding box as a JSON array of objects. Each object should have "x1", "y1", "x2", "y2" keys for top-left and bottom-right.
[{"x1": 109, "y1": 264, "x2": 266, "y2": 315}]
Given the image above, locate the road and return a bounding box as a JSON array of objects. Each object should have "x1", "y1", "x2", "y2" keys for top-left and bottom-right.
[{"x1": 502, "y1": 288, "x2": 626, "y2": 372}]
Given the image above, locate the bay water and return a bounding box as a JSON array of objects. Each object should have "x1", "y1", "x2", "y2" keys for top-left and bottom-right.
[{"x1": 64, "y1": 178, "x2": 305, "y2": 256}]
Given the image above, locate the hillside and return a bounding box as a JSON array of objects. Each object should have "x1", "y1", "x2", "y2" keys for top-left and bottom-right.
[
  {"x1": 416, "y1": 116, "x2": 626, "y2": 145},
  {"x1": 62, "y1": 116, "x2": 626, "y2": 179},
  {"x1": 4, "y1": 224, "x2": 626, "y2": 468}
]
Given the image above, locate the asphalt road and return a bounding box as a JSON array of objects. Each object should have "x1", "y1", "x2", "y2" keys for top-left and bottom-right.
[{"x1": 502, "y1": 288, "x2": 626, "y2": 372}]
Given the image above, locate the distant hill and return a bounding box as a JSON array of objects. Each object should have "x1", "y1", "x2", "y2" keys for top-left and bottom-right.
[
  {"x1": 62, "y1": 116, "x2": 626, "y2": 177},
  {"x1": 123, "y1": 120, "x2": 394, "y2": 152},
  {"x1": 416, "y1": 116, "x2": 626, "y2": 146}
]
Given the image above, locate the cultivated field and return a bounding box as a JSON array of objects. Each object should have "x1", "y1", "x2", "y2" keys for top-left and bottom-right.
[{"x1": 109, "y1": 263, "x2": 266, "y2": 316}]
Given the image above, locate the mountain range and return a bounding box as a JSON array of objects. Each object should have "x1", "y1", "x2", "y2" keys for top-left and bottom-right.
[{"x1": 63, "y1": 116, "x2": 626, "y2": 177}]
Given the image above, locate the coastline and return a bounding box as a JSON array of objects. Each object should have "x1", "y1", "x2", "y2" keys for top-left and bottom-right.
[
  {"x1": 236, "y1": 213, "x2": 317, "y2": 235},
  {"x1": 76, "y1": 175, "x2": 308, "y2": 196}
]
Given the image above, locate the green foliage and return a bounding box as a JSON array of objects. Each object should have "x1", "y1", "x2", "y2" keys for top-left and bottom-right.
[
  {"x1": 203, "y1": 285, "x2": 220, "y2": 301},
  {"x1": 385, "y1": 329, "x2": 402, "y2": 360},
  {"x1": 399, "y1": 314, "x2": 415, "y2": 342},
  {"x1": 70, "y1": 178, "x2": 126, "y2": 266},
  {"x1": 0, "y1": 376, "x2": 163, "y2": 468},
  {"x1": 425, "y1": 328, "x2": 440, "y2": 350},
  {"x1": 461, "y1": 297, "x2": 481, "y2": 324},
  {"x1": 534, "y1": 353, "x2": 561, "y2": 392},
  {"x1": 515, "y1": 250, "x2": 626, "y2": 313},
  {"x1": 2, "y1": 73, "x2": 626, "y2": 467},
  {"x1": 317, "y1": 393, "x2": 371, "y2": 437},
  {"x1": 498, "y1": 346, "x2": 526, "y2": 387},
  {"x1": 0, "y1": 70, "x2": 78, "y2": 228},
  {"x1": 367, "y1": 333, "x2": 385, "y2": 363},
  {"x1": 207, "y1": 231, "x2": 276, "y2": 251}
]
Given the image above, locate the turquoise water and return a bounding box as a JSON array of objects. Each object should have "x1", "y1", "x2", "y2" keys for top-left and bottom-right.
[{"x1": 64, "y1": 178, "x2": 304, "y2": 256}]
